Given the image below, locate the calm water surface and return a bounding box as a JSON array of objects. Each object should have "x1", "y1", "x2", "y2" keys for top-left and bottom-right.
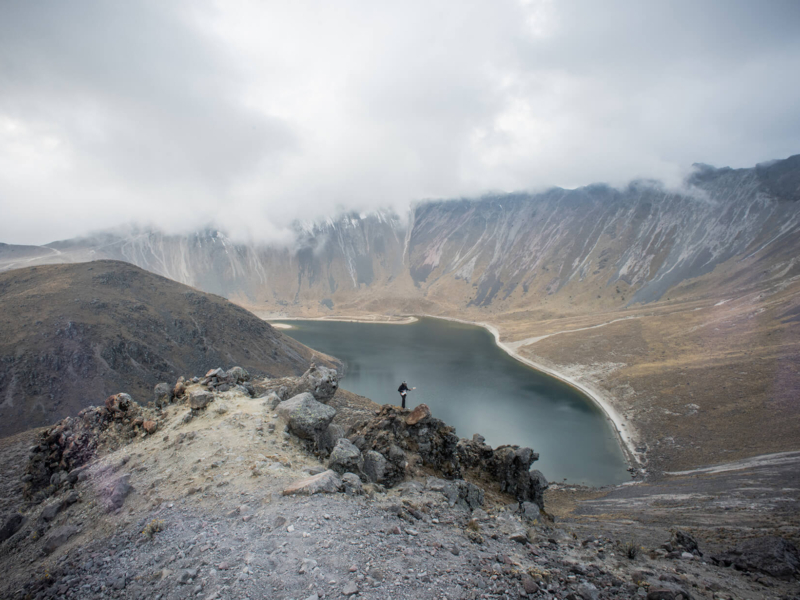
[{"x1": 279, "y1": 317, "x2": 629, "y2": 486}]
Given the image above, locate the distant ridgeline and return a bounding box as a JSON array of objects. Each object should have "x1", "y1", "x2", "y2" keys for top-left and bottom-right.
[{"x1": 1, "y1": 154, "x2": 799, "y2": 313}]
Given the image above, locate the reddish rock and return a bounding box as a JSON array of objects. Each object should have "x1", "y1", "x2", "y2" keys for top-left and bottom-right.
[
  {"x1": 143, "y1": 420, "x2": 158, "y2": 434},
  {"x1": 105, "y1": 393, "x2": 134, "y2": 419},
  {"x1": 406, "y1": 403, "x2": 431, "y2": 425}
]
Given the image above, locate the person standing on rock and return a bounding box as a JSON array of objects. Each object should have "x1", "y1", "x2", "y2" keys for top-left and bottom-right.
[{"x1": 397, "y1": 381, "x2": 415, "y2": 409}]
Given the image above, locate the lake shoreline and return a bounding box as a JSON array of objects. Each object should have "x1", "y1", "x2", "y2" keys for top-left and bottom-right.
[
  {"x1": 267, "y1": 313, "x2": 640, "y2": 473},
  {"x1": 420, "y1": 314, "x2": 640, "y2": 472}
]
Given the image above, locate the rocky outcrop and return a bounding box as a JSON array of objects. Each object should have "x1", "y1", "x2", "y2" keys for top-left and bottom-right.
[
  {"x1": 712, "y1": 536, "x2": 799, "y2": 581},
  {"x1": 276, "y1": 393, "x2": 337, "y2": 450},
  {"x1": 23, "y1": 394, "x2": 158, "y2": 501},
  {"x1": 347, "y1": 404, "x2": 545, "y2": 507},
  {"x1": 349, "y1": 404, "x2": 460, "y2": 487},
  {"x1": 284, "y1": 365, "x2": 339, "y2": 403}
]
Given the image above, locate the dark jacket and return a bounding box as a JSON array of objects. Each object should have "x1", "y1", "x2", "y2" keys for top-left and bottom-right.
[{"x1": 398, "y1": 383, "x2": 409, "y2": 393}]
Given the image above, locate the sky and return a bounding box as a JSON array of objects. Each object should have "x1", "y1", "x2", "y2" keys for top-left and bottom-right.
[{"x1": 1, "y1": 0, "x2": 799, "y2": 245}]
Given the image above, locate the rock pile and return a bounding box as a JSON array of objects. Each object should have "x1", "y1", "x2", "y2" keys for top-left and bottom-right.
[
  {"x1": 23, "y1": 365, "x2": 254, "y2": 503},
  {"x1": 23, "y1": 393, "x2": 159, "y2": 502},
  {"x1": 345, "y1": 404, "x2": 547, "y2": 510},
  {"x1": 199, "y1": 366, "x2": 255, "y2": 396}
]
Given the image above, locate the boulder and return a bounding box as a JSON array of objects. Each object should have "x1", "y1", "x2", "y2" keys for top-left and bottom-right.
[
  {"x1": 40, "y1": 499, "x2": 68, "y2": 522},
  {"x1": 42, "y1": 525, "x2": 79, "y2": 554},
  {"x1": 318, "y1": 423, "x2": 346, "y2": 456},
  {"x1": 520, "y1": 501, "x2": 541, "y2": 521},
  {"x1": 328, "y1": 439, "x2": 364, "y2": 477},
  {"x1": 189, "y1": 390, "x2": 214, "y2": 410},
  {"x1": 342, "y1": 472, "x2": 363, "y2": 495},
  {"x1": 443, "y1": 479, "x2": 484, "y2": 510},
  {"x1": 0, "y1": 513, "x2": 26, "y2": 543},
  {"x1": 225, "y1": 366, "x2": 249, "y2": 383},
  {"x1": 670, "y1": 530, "x2": 701, "y2": 556},
  {"x1": 172, "y1": 376, "x2": 186, "y2": 399},
  {"x1": 282, "y1": 470, "x2": 342, "y2": 495},
  {"x1": 712, "y1": 536, "x2": 799, "y2": 581},
  {"x1": 263, "y1": 392, "x2": 282, "y2": 411},
  {"x1": 406, "y1": 404, "x2": 431, "y2": 425},
  {"x1": 142, "y1": 420, "x2": 158, "y2": 434},
  {"x1": 363, "y1": 450, "x2": 388, "y2": 483},
  {"x1": 107, "y1": 475, "x2": 133, "y2": 512},
  {"x1": 286, "y1": 365, "x2": 340, "y2": 402},
  {"x1": 276, "y1": 392, "x2": 337, "y2": 444},
  {"x1": 153, "y1": 383, "x2": 173, "y2": 408}
]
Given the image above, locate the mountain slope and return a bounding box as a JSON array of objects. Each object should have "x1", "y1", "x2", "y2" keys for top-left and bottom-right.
[
  {"x1": 2, "y1": 155, "x2": 798, "y2": 316},
  {"x1": 0, "y1": 261, "x2": 335, "y2": 437}
]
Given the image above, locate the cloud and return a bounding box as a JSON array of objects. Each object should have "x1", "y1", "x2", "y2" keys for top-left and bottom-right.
[{"x1": 1, "y1": 0, "x2": 799, "y2": 244}]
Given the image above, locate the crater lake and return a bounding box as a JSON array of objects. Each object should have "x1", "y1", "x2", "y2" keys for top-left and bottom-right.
[{"x1": 277, "y1": 317, "x2": 630, "y2": 486}]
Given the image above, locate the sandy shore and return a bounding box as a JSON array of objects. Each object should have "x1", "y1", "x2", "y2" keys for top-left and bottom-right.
[
  {"x1": 263, "y1": 311, "x2": 639, "y2": 470},
  {"x1": 267, "y1": 315, "x2": 419, "y2": 325},
  {"x1": 421, "y1": 315, "x2": 640, "y2": 470}
]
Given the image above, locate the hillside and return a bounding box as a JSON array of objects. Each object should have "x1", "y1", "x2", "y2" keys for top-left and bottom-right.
[{"x1": 0, "y1": 261, "x2": 335, "y2": 437}]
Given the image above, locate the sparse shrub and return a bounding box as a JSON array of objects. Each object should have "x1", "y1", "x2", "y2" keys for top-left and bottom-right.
[
  {"x1": 142, "y1": 519, "x2": 165, "y2": 539},
  {"x1": 621, "y1": 540, "x2": 640, "y2": 559},
  {"x1": 466, "y1": 518, "x2": 480, "y2": 532}
]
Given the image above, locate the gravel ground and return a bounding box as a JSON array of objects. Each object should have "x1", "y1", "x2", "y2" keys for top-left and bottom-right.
[{"x1": 1, "y1": 385, "x2": 798, "y2": 600}]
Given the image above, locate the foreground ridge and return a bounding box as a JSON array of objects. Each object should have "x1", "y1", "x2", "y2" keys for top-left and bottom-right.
[{"x1": 0, "y1": 366, "x2": 797, "y2": 599}]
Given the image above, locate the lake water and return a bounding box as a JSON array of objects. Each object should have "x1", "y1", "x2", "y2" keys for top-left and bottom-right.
[{"x1": 278, "y1": 317, "x2": 629, "y2": 486}]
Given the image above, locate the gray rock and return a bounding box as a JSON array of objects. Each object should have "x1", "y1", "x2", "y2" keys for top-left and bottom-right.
[
  {"x1": 318, "y1": 423, "x2": 345, "y2": 456},
  {"x1": 520, "y1": 501, "x2": 541, "y2": 521},
  {"x1": 363, "y1": 450, "x2": 388, "y2": 483},
  {"x1": 225, "y1": 366, "x2": 249, "y2": 383},
  {"x1": 42, "y1": 525, "x2": 79, "y2": 554},
  {"x1": 107, "y1": 474, "x2": 133, "y2": 511},
  {"x1": 276, "y1": 392, "x2": 337, "y2": 443},
  {"x1": 0, "y1": 513, "x2": 26, "y2": 543},
  {"x1": 110, "y1": 573, "x2": 127, "y2": 590},
  {"x1": 670, "y1": 530, "x2": 701, "y2": 555},
  {"x1": 328, "y1": 439, "x2": 364, "y2": 477},
  {"x1": 443, "y1": 479, "x2": 484, "y2": 510},
  {"x1": 282, "y1": 470, "x2": 342, "y2": 495},
  {"x1": 521, "y1": 575, "x2": 539, "y2": 595},
  {"x1": 189, "y1": 390, "x2": 214, "y2": 410},
  {"x1": 154, "y1": 382, "x2": 173, "y2": 408},
  {"x1": 342, "y1": 580, "x2": 359, "y2": 596},
  {"x1": 40, "y1": 499, "x2": 67, "y2": 522},
  {"x1": 287, "y1": 365, "x2": 340, "y2": 402},
  {"x1": 578, "y1": 582, "x2": 599, "y2": 600},
  {"x1": 263, "y1": 392, "x2": 282, "y2": 411},
  {"x1": 712, "y1": 535, "x2": 799, "y2": 581},
  {"x1": 342, "y1": 473, "x2": 363, "y2": 496}
]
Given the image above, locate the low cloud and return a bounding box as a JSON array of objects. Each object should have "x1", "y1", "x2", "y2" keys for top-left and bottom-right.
[{"x1": 1, "y1": 0, "x2": 799, "y2": 245}]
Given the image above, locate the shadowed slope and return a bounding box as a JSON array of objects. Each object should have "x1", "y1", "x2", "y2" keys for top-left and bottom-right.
[{"x1": 0, "y1": 261, "x2": 336, "y2": 437}]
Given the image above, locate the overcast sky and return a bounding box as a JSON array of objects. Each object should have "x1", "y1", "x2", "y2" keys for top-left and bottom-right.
[{"x1": 1, "y1": 0, "x2": 799, "y2": 245}]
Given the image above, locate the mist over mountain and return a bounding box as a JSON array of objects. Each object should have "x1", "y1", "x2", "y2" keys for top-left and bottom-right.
[{"x1": 3, "y1": 155, "x2": 798, "y2": 316}]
